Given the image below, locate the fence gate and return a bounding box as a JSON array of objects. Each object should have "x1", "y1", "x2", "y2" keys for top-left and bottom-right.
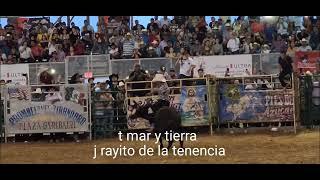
[
  {"x1": 91, "y1": 90, "x2": 127, "y2": 139},
  {"x1": 300, "y1": 75, "x2": 320, "y2": 127}
]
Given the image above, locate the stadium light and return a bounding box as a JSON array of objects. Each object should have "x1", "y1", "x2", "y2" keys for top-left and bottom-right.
[{"x1": 50, "y1": 68, "x2": 56, "y2": 74}]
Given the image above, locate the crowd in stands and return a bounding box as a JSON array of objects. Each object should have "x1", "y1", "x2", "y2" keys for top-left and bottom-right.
[{"x1": 1, "y1": 16, "x2": 320, "y2": 65}]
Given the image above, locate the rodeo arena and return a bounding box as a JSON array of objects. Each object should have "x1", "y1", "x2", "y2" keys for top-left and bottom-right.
[{"x1": 0, "y1": 16, "x2": 320, "y2": 163}]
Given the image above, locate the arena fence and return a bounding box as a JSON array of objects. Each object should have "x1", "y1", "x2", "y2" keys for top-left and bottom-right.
[
  {"x1": 215, "y1": 74, "x2": 297, "y2": 133},
  {"x1": 126, "y1": 78, "x2": 212, "y2": 130},
  {"x1": 91, "y1": 90, "x2": 127, "y2": 139}
]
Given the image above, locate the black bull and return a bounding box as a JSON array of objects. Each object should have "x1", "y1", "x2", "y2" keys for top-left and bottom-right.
[{"x1": 129, "y1": 101, "x2": 184, "y2": 149}]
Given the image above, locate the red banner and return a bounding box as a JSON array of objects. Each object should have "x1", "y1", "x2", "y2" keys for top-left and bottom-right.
[{"x1": 294, "y1": 51, "x2": 320, "y2": 74}]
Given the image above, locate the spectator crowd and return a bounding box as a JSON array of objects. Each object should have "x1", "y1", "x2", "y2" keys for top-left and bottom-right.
[{"x1": 1, "y1": 16, "x2": 320, "y2": 65}]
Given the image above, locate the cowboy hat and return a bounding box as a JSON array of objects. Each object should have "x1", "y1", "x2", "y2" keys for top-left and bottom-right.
[
  {"x1": 152, "y1": 74, "x2": 166, "y2": 83},
  {"x1": 37, "y1": 66, "x2": 49, "y2": 76},
  {"x1": 119, "y1": 81, "x2": 125, "y2": 87},
  {"x1": 34, "y1": 88, "x2": 42, "y2": 94},
  {"x1": 109, "y1": 73, "x2": 119, "y2": 80}
]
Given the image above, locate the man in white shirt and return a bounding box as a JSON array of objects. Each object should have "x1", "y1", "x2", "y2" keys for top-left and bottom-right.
[
  {"x1": 227, "y1": 33, "x2": 240, "y2": 54},
  {"x1": 298, "y1": 38, "x2": 312, "y2": 52},
  {"x1": 19, "y1": 41, "x2": 34, "y2": 63},
  {"x1": 178, "y1": 54, "x2": 196, "y2": 79},
  {"x1": 160, "y1": 16, "x2": 171, "y2": 28}
]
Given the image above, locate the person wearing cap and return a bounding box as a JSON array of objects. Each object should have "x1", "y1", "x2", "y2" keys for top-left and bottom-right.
[
  {"x1": 195, "y1": 68, "x2": 207, "y2": 86},
  {"x1": 278, "y1": 49, "x2": 293, "y2": 89},
  {"x1": 151, "y1": 73, "x2": 170, "y2": 107},
  {"x1": 122, "y1": 33, "x2": 134, "y2": 58},
  {"x1": 158, "y1": 65, "x2": 171, "y2": 80},
  {"x1": 298, "y1": 38, "x2": 312, "y2": 52},
  {"x1": 128, "y1": 64, "x2": 147, "y2": 97}
]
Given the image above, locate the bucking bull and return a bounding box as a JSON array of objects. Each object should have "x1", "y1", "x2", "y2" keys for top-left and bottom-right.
[{"x1": 129, "y1": 99, "x2": 184, "y2": 149}]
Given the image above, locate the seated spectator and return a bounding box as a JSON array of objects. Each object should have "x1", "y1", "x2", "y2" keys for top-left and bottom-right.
[
  {"x1": 309, "y1": 26, "x2": 320, "y2": 50},
  {"x1": 298, "y1": 38, "x2": 312, "y2": 51},
  {"x1": 37, "y1": 28, "x2": 48, "y2": 43},
  {"x1": 92, "y1": 35, "x2": 106, "y2": 54},
  {"x1": 286, "y1": 41, "x2": 298, "y2": 58},
  {"x1": 122, "y1": 33, "x2": 134, "y2": 58},
  {"x1": 62, "y1": 39, "x2": 70, "y2": 54},
  {"x1": 252, "y1": 42, "x2": 261, "y2": 54},
  {"x1": 48, "y1": 40, "x2": 57, "y2": 56},
  {"x1": 132, "y1": 20, "x2": 145, "y2": 31},
  {"x1": 195, "y1": 68, "x2": 207, "y2": 85},
  {"x1": 160, "y1": 24, "x2": 170, "y2": 37},
  {"x1": 159, "y1": 37, "x2": 168, "y2": 53},
  {"x1": 240, "y1": 37, "x2": 250, "y2": 54},
  {"x1": 68, "y1": 46, "x2": 75, "y2": 56},
  {"x1": 74, "y1": 39, "x2": 85, "y2": 55},
  {"x1": 19, "y1": 41, "x2": 34, "y2": 63},
  {"x1": 82, "y1": 32, "x2": 93, "y2": 54},
  {"x1": 146, "y1": 46, "x2": 157, "y2": 58},
  {"x1": 132, "y1": 48, "x2": 142, "y2": 59},
  {"x1": 31, "y1": 41, "x2": 43, "y2": 62},
  {"x1": 261, "y1": 44, "x2": 271, "y2": 54},
  {"x1": 202, "y1": 39, "x2": 213, "y2": 56},
  {"x1": 151, "y1": 40, "x2": 161, "y2": 57},
  {"x1": 190, "y1": 40, "x2": 202, "y2": 56},
  {"x1": 166, "y1": 47, "x2": 178, "y2": 60},
  {"x1": 109, "y1": 43, "x2": 120, "y2": 59},
  {"x1": 59, "y1": 29, "x2": 70, "y2": 41},
  {"x1": 56, "y1": 45, "x2": 66, "y2": 62},
  {"x1": 212, "y1": 38, "x2": 224, "y2": 55},
  {"x1": 50, "y1": 51, "x2": 59, "y2": 62},
  {"x1": 40, "y1": 34, "x2": 49, "y2": 49},
  {"x1": 69, "y1": 27, "x2": 81, "y2": 45},
  {"x1": 271, "y1": 34, "x2": 287, "y2": 53}
]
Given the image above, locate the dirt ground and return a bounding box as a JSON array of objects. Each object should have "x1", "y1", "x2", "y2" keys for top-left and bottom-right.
[{"x1": 1, "y1": 130, "x2": 319, "y2": 164}]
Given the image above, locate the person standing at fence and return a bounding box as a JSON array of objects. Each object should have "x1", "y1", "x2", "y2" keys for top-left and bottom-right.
[
  {"x1": 128, "y1": 64, "x2": 147, "y2": 97},
  {"x1": 278, "y1": 50, "x2": 293, "y2": 89}
]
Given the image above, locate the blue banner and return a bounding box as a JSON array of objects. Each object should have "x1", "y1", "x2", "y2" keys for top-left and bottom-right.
[{"x1": 219, "y1": 84, "x2": 294, "y2": 122}]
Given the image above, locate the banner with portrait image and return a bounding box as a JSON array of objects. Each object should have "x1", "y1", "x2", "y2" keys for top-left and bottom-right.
[{"x1": 180, "y1": 86, "x2": 210, "y2": 126}]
